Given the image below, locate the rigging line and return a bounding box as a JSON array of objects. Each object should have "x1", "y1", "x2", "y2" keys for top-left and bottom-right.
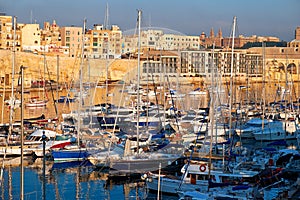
[
  {"x1": 44, "y1": 57, "x2": 58, "y2": 117},
  {"x1": 67, "y1": 39, "x2": 83, "y2": 115},
  {"x1": 177, "y1": 147, "x2": 195, "y2": 191},
  {"x1": 151, "y1": 73, "x2": 163, "y2": 126},
  {"x1": 213, "y1": 55, "x2": 229, "y2": 140},
  {"x1": 165, "y1": 74, "x2": 181, "y2": 133},
  {"x1": 111, "y1": 56, "x2": 135, "y2": 135},
  {"x1": 67, "y1": 43, "x2": 81, "y2": 91},
  {"x1": 1, "y1": 65, "x2": 8, "y2": 124}
]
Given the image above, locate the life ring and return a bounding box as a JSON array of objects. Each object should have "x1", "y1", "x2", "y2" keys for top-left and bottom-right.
[{"x1": 199, "y1": 164, "x2": 206, "y2": 172}]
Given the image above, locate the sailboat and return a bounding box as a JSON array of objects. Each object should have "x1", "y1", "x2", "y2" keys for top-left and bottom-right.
[
  {"x1": 145, "y1": 17, "x2": 261, "y2": 199},
  {"x1": 24, "y1": 97, "x2": 48, "y2": 107},
  {"x1": 25, "y1": 54, "x2": 49, "y2": 108},
  {"x1": 88, "y1": 10, "x2": 182, "y2": 173},
  {"x1": 50, "y1": 19, "x2": 91, "y2": 163}
]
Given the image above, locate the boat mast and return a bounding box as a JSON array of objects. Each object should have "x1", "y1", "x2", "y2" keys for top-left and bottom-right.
[
  {"x1": 9, "y1": 16, "x2": 17, "y2": 139},
  {"x1": 56, "y1": 55, "x2": 59, "y2": 119},
  {"x1": 136, "y1": 10, "x2": 142, "y2": 154},
  {"x1": 228, "y1": 16, "x2": 236, "y2": 138},
  {"x1": 0, "y1": 16, "x2": 16, "y2": 188},
  {"x1": 78, "y1": 19, "x2": 86, "y2": 146},
  {"x1": 261, "y1": 42, "x2": 266, "y2": 137},
  {"x1": 43, "y1": 54, "x2": 46, "y2": 101},
  {"x1": 208, "y1": 43, "x2": 216, "y2": 179},
  {"x1": 284, "y1": 52, "x2": 289, "y2": 139},
  {"x1": 104, "y1": 3, "x2": 109, "y2": 109},
  {"x1": 20, "y1": 65, "x2": 26, "y2": 200}
]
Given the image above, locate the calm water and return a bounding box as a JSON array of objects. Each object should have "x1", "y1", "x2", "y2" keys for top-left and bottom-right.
[
  {"x1": 1, "y1": 81, "x2": 299, "y2": 123},
  {"x1": 0, "y1": 161, "x2": 150, "y2": 200},
  {"x1": 0, "y1": 83, "x2": 206, "y2": 123}
]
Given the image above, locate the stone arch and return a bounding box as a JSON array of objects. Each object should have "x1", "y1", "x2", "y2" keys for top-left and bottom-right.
[{"x1": 267, "y1": 60, "x2": 280, "y2": 72}]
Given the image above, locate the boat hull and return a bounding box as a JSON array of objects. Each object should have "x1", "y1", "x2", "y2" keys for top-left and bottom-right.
[
  {"x1": 51, "y1": 149, "x2": 89, "y2": 162},
  {"x1": 109, "y1": 154, "x2": 180, "y2": 173}
]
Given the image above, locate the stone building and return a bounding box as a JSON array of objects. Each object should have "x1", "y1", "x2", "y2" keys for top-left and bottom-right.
[
  {"x1": 248, "y1": 27, "x2": 300, "y2": 83},
  {"x1": 222, "y1": 35, "x2": 280, "y2": 48},
  {"x1": 60, "y1": 26, "x2": 82, "y2": 57},
  {"x1": 180, "y1": 49, "x2": 263, "y2": 81},
  {"x1": 39, "y1": 21, "x2": 69, "y2": 55},
  {"x1": 288, "y1": 27, "x2": 300, "y2": 48},
  {"x1": 0, "y1": 15, "x2": 22, "y2": 52},
  {"x1": 86, "y1": 24, "x2": 122, "y2": 59},
  {"x1": 201, "y1": 28, "x2": 223, "y2": 48},
  {"x1": 21, "y1": 24, "x2": 41, "y2": 52},
  {"x1": 121, "y1": 29, "x2": 200, "y2": 54}
]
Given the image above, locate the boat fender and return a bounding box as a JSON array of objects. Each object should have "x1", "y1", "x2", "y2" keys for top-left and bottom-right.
[
  {"x1": 141, "y1": 173, "x2": 148, "y2": 180},
  {"x1": 199, "y1": 164, "x2": 206, "y2": 172}
]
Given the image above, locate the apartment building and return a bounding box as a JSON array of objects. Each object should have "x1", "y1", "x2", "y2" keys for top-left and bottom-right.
[
  {"x1": 180, "y1": 49, "x2": 263, "y2": 78},
  {"x1": 21, "y1": 24, "x2": 41, "y2": 52},
  {"x1": 122, "y1": 29, "x2": 164, "y2": 54},
  {"x1": 122, "y1": 29, "x2": 200, "y2": 54},
  {"x1": 60, "y1": 26, "x2": 82, "y2": 57},
  {"x1": 181, "y1": 50, "x2": 210, "y2": 76},
  {"x1": 0, "y1": 15, "x2": 22, "y2": 51},
  {"x1": 139, "y1": 49, "x2": 179, "y2": 80},
  {"x1": 41, "y1": 21, "x2": 61, "y2": 46},
  {"x1": 86, "y1": 24, "x2": 122, "y2": 59},
  {"x1": 160, "y1": 34, "x2": 200, "y2": 50}
]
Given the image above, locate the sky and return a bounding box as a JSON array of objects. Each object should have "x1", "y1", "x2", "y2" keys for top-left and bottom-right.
[{"x1": 1, "y1": 0, "x2": 299, "y2": 41}]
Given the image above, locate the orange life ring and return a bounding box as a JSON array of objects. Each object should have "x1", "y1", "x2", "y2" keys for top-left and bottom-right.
[{"x1": 199, "y1": 164, "x2": 206, "y2": 172}]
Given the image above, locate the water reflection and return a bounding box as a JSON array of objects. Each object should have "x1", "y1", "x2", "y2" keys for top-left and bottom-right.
[
  {"x1": 0, "y1": 159, "x2": 148, "y2": 200},
  {"x1": 1, "y1": 81, "x2": 300, "y2": 199},
  {"x1": 2, "y1": 82, "x2": 299, "y2": 124}
]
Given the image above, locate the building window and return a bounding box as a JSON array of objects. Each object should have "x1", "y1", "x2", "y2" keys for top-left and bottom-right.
[{"x1": 66, "y1": 31, "x2": 70, "y2": 36}]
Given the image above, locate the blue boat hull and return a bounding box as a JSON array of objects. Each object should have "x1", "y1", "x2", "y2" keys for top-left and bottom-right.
[{"x1": 51, "y1": 149, "x2": 89, "y2": 162}]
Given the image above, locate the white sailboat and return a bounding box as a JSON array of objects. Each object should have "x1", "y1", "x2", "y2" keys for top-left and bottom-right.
[
  {"x1": 88, "y1": 10, "x2": 182, "y2": 173},
  {"x1": 51, "y1": 19, "x2": 90, "y2": 162},
  {"x1": 146, "y1": 17, "x2": 258, "y2": 199},
  {"x1": 253, "y1": 119, "x2": 299, "y2": 141}
]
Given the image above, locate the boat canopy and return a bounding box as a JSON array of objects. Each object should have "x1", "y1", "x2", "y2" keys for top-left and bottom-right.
[{"x1": 29, "y1": 129, "x2": 59, "y2": 138}]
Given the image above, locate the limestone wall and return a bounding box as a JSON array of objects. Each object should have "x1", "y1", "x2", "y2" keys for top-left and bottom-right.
[{"x1": 0, "y1": 50, "x2": 138, "y2": 86}]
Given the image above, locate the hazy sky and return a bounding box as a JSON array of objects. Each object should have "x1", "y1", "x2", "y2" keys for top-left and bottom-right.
[{"x1": 1, "y1": 0, "x2": 299, "y2": 41}]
